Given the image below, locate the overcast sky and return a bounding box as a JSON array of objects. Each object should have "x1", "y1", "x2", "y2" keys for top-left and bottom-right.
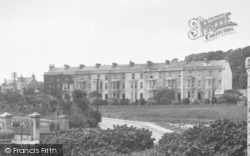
[{"x1": 0, "y1": 0, "x2": 249, "y2": 82}]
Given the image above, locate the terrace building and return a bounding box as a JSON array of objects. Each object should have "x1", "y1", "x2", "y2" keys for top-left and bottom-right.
[{"x1": 43, "y1": 59, "x2": 232, "y2": 101}]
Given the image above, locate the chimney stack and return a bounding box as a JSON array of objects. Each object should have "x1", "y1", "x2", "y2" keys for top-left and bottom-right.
[
  {"x1": 95, "y1": 63, "x2": 101, "y2": 68},
  {"x1": 64, "y1": 64, "x2": 70, "y2": 70},
  {"x1": 165, "y1": 60, "x2": 170, "y2": 65},
  {"x1": 129, "y1": 61, "x2": 135, "y2": 67},
  {"x1": 49, "y1": 64, "x2": 55, "y2": 71},
  {"x1": 112, "y1": 63, "x2": 118, "y2": 67},
  {"x1": 147, "y1": 61, "x2": 153, "y2": 66},
  {"x1": 79, "y1": 64, "x2": 85, "y2": 69}
]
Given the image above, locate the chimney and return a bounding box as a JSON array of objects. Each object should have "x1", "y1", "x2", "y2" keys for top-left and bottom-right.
[
  {"x1": 147, "y1": 61, "x2": 153, "y2": 66},
  {"x1": 185, "y1": 57, "x2": 190, "y2": 64},
  {"x1": 64, "y1": 64, "x2": 70, "y2": 70},
  {"x1": 32, "y1": 74, "x2": 35, "y2": 79},
  {"x1": 95, "y1": 63, "x2": 101, "y2": 68},
  {"x1": 165, "y1": 60, "x2": 170, "y2": 65},
  {"x1": 112, "y1": 63, "x2": 118, "y2": 67},
  {"x1": 79, "y1": 64, "x2": 85, "y2": 69},
  {"x1": 49, "y1": 64, "x2": 55, "y2": 71},
  {"x1": 129, "y1": 61, "x2": 135, "y2": 67}
]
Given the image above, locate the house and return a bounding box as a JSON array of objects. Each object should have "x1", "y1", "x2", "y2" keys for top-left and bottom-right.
[
  {"x1": 44, "y1": 59, "x2": 232, "y2": 101},
  {"x1": 17, "y1": 74, "x2": 40, "y2": 92}
]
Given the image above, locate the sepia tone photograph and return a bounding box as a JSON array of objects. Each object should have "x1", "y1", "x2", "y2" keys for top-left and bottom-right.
[{"x1": 0, "y1": 0, "x2": 249, "y2": 155}]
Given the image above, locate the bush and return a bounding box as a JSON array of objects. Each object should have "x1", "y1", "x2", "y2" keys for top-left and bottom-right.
[
  {"x1": 218, "y1": 93, "x2": 238, "y2": 104},
  {"x1": 203, "y1": 98, "x2": 210, "y2": 104},
  {"x1": 124, "y1": 99, "x2": 130, "y2": 105},
  {"x1": 191, "y1": 99, "x2": 200, "y2": 105},
  {"x1": 158, "y1": 119, "x2": 247, "y2": 156},
  {"x1": 171, "y1": 100, "x2": 180, "y2": 105},
  {"x1": 146, "y1": 99, "x2": 157, "y2": 105},
  {"x1": 86, "y1": 110, "x2": 102, "y2": 127},
  {"x1": 44, "y1": 125, "x2": 154, "y2": 155},
  {"x1": 181, "y1": 98, "x2": 190, "y2": 105},
  {"x1": 153, "y1": 89, "x2": 175, "y2": 105},
  {"x1": 159, "y1": 97, "x2": 172, "y2": 105},
  {"x1": 139, "y1": 98, "x2": 146, "y2": 105},
  {"x1": 211, "y1": 97, "x2": 217, "y2": 104},
  {"x1": 69, "y1": 114, "x2": 88, "y2": 128}
]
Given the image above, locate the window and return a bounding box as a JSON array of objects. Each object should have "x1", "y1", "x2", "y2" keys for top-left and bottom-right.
[
  {"x1": 105, "y1": 94, "x2": 108, "y2": 100},
  {"x1": 208, "y1": 80, "x2": 212, "y2": 87},
  {"x1": 135, "y1": 92, "x2": 137, "y2": 100},
  {"x1": 88, "y1": 83, "x2": 91, "y2": 89},
  {"x1": 122, "y1": 73, "x2": 125, "y2": 79},
  {"x1": 117, "y1": 82, "x2": 120, "y2": 89},
  {"x1": 81, "y1": 76, "x2": 84, "y2": 80},
  {"x1": 189, "y1": 71, "x2": 192, "y2": 76},
  {"x1": 114, "y1": 74, "x2": 117, "y2": 79},
  {"x1": 208, "y1": 91, "x2": 211, "y2": 98},
  {"x1": 218, "y1": 70, "x2": 222, "y2": 76},
  {"x1": 169, "y1": 72, "x2": 172, "y2": 77},
  {"x1": 178, "y1": 80, "x2": 181, "y2": 88},
  {"x1": 100, "y1": 82, "x2": 102, "y2": 90},
  {"x1": 188, "y1": 91, "x2": 191, "y2": 98},
  {"x1": 131, "y1": 92, "x2": 133, "y2": 100},
  {"x1": 97, "y1": 75, "x2": 100, "y2": 79},
  {"x1": 105, "y1": 75, "x2": 108, "y2": 80},
  {"x1": 140, "y1": 93, "x2": 143, "y2": 99},
  {"x1": 132, "y1": 74, "x2": 135, "y2": 79},
  {"x1": 135, "y1": 82, "x2": 137, "y2": 89},
  {"x1": 218, "y1": 80, "x2": 222, "y2": 86},
  {"x1": 88, "y1": 75, "x2": 91, "y2": 80},
  {"x1": 113, "y1": 82, "x2": 116, "y2": 89},
  {"x1": 131, "y1": 82, "x2": 134, "y2": 89},
  {"x1": 159, "y1": 72, "x2": 161, "y2": 78},
  {"x1": 187, "y1": 80, "x2": 191, "y2": 87},
  {"x1": 105, "y1": 83, "x2": 108, "y2": 90},
  {"x1": 209, "y1": 71, "x2": 212, "y2": 76},
  {"x1": 57, "y1": 78, "x2": 60, "y2": 82},
  {"x1": 122, "y1": 82, "x2": 125, "y2": 89},
  {"x1": 198, "y1": 80, "x2": 201, "y2": 87},
  {"x1": 113, "y1": 92, "x2": 116, "y2": 97},
  {"x1": 140, "y1": 82, "x2": 143, "y2": 89},
  {"x1": 140, "y1": 73, "x2": 143, "y2": 79}
]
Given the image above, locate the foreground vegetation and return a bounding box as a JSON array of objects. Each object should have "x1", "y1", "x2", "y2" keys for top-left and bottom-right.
[{"x1": 43, "y1": 119, "x2": 247, "y2": 156}]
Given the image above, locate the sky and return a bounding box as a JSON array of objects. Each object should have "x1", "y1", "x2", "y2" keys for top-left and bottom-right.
[{"x1": 0, "y1": 0, "x2": 249, "y2": 82}]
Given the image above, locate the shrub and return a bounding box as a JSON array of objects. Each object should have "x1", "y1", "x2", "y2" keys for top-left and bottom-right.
[
  {"x1": 203, "y1": 98, "x2": 210, "y2": 104},
  {"x1": 86, "y1": 110, "x2": 102, "y2": 127},
  {"x1": 153, "y1": 89, "x2": 175, "y2": 105},
  {"x1": 159, "y1": 97, "x2": 171, "y2": 105},
  {"x1": 171, "y1": 100, "x2": 180, "y2": 105},
  {"x1": 124, "y1": 99, "x2": 130, "y2": 105},
  {"x1": 139, "y1": 98, "x2": 146, "y2": 105},
  {"x1": 44, "y1": 125, "x2": 154, "y2": 155},
  {"x1": 69, "y1": 114, "x2": 88, "y2": 128},
  {"x1": 218, "y1": 93, "x2": 238, "y2": 104},
  {"x1": 181, "y1": 98, "x2": 190, "y2": 105},
  {"x1": 191, "y1": 99, "x2": 200, "y2": 105},
  {"x1": 146, "y1": 99, "x2": 157, "y2": 105},
  {"x1": 158, "y1": 119, "x2": 247, "y2": 156},
  {"x1": 211, "y1": 97, "x2": 217, "y2": 104}
]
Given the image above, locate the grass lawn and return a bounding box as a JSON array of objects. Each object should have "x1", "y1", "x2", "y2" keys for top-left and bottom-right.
[{"x1": 99, "y1": 104, "x2": 247, "y2": 127}]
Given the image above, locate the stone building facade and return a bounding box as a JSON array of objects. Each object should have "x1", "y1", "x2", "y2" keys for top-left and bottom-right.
[{"x1": 44, "y1": 59, "x2": 232, "y2": 101}]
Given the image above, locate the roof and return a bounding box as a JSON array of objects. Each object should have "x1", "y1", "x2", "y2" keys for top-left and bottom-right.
[{"x1": 44, "y1": 60, "x2": 228, "y2": 75}]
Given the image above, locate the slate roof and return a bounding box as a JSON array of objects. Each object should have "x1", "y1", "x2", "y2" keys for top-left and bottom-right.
[{"x1": 44, "y1": 60, "x2": 227, "y2": 75}]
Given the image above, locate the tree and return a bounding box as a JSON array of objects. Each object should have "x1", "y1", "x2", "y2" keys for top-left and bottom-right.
[{"x1": 153, "y1": 88, "x2": 175, "y2": 105}]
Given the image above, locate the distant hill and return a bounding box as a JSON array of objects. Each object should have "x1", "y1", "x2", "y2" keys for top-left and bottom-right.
[{"x1": 186, "y1": 46, "x2": 250, "y2": 89}]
